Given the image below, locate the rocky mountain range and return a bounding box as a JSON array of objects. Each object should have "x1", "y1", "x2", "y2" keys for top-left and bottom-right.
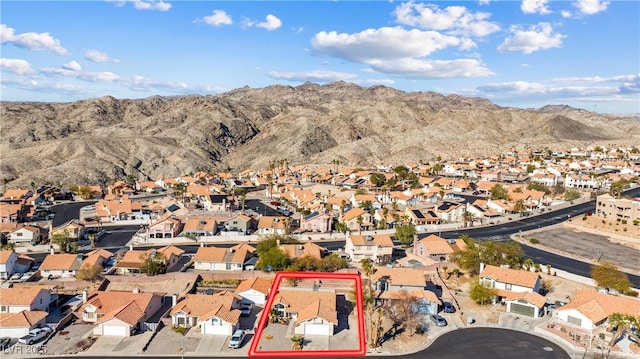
[{"x1": 1, "y1": 81, "x2": 639, "y2": 187}]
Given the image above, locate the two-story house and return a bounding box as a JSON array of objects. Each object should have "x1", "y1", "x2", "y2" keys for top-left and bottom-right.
[
  {"x1": 257, "y1": 216, "x2": 288, "y2": 235},
  {"x1": 341, "y1": 208, "x2": 373, "y2": 233},
  {"x1": 0, "y1": 287, "x2": 50, "y2": 338},
  {"x1": 299, "y1": 211, "x2": 333, "y2": 233},
  {"x1": 344, "y1": 234, "x2": 393, "y2": 264},
  {"x1": 223, "y1": 214, "x2": 257, "y2": 235},
  {"x1": 413, "y1": 234, "x2": 467, "y2": 263},
  {"x1": 7, "y1": 225, "x2": 48, "y2": 246},
  {"x1": 371, "y1": 267, "x2": 440, "y2": 315},
  {"x1": 0, "y1": 250, "x2": 18, "y2": 280},
  {"x1": 115, "y1": 246, "x2": 184, "y2": 275},
  {"x1": 50, "y1": 220, "x2": 84, "y2": 241},
  {"x1": 145, "y1": 216, "x2": 184, "y2": 240},
  {"x1": 479, "y1": 263, "x2": 545, "y2": 317}
]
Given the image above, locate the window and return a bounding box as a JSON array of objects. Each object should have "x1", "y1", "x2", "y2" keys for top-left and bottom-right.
[
  {"x1": 505, "y1": 283, "x2": 512, "y2": 290},
  {"x1": 567, "y1": 316, "x2": 582, "y2": 327},
  {"x1": 0, "y1": 305, "x2": 7, "y2": 312},
  {"x1": 226, "y1": 263, "x2": 232, "y2": 270},
  {"x1": 16, "y1": 232, "x2": 23, "y2": 236}
]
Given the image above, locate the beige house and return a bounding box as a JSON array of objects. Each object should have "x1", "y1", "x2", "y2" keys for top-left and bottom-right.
[
  {"x1": 0, "y1": 287, "x2": 51, "y2": 313},
  {"x1": 596, "y1": 193, "x2": 640, "y2": 223},
  {"x1": 193, "y1": 243, "x2": 255, "y2": 271},
  {"x1": 50, "y1": 220, "x2": 85, "y2": 241},
  {"x1": 170, "y1": 292, "x2": 241, "y2": 336},
  {"x1": 272, "y1": 287, "x2": 337, "y2": 336}
]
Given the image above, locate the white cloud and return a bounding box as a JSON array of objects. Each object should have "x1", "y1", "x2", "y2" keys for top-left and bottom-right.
[
  {"x1": 130, "y1": 0, "x2": 171, "y2": 11},
  {"x1": 268, "y1": 70, "x2": 356, "y2": 82},
  {"x1": 0, "y1": 77, "x2": 88, "y2": 95},
  {"x1": 573, "y1": 0, "x2": 609, "y2": 15},
  {"x1": 62, "y1": 61, "x2": 82, "y2": 72},
  {"x1": 521, "y1": 0, "x2": 551, "y2": 14},
  {"x1": 356, "y1": 79, "x2": 396, "y2": 86},
  {"x1": 126, "y1": 75, "x2": 189, "y2": 92},
  {"x1": 478, "y1": 0, "x2": 491, "y2": 5},
  {"x1": 312, "y1": 27, "x2": 462, "y2": 63},
  {"x1": 245, "y1": 14, "x2": 282, "y2": 31},
  {"x1": 393, "y1": 2, "x2": 500, "y2": 37},
  {"x1": 497, "y1": 23, "x2": 565, "y2": 54},
  {"x1": 202, "y1": 10, "x2": 233, "y2": 27},
  {"x1": 85, "y1": 49, "x2": 119, "y2": 63},
  {"x1": 0, "y1": 24, "x2": 68, "y2": 55},
  {"x1": 0, "y1": 58, "x2": 33, "y2": 75},
  {"x1": 561, "y1": 10, "x2": 573, "y2": 18},
  {"x1": 368, "y1": 58, "x2": 494, "y2": 79}
]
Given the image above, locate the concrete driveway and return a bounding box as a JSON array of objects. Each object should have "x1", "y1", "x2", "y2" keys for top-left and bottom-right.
[{"x1": 84, "y1": 335, "x2": 123, "y2": 354}]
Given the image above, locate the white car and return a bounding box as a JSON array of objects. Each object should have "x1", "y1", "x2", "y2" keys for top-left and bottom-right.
[
  {"x1": 228, "y1": 329, "x2": 245, "y2": 349},
  {"x1": 18, "y1": 327, "x2": 52, "y2": 345}
]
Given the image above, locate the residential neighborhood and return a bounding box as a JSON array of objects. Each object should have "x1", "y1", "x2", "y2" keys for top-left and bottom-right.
[{"x1": 0, "y1": 145, "x2": 639, "y2": 357}]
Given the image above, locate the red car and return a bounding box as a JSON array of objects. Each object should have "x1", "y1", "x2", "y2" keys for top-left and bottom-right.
[{"x1": 270, "y1": 201, "x2": 281, "y2": 206}]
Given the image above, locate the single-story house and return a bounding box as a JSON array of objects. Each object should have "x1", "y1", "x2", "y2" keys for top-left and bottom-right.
[
  {"x1": 555, "y1": 289, "x2": 640, "y2": 331},
  {"x1": 0, "y1": 310, "x2": 48, "y2": 338},
  {"x1": 170, "y1": 292, "x2": 241, "y2": 336},
  {"x1": 234, "y1": 277, "x2": 272, "y2": 306},
  {"x1": 272, "y1": 287, "x2": 337, "y2": 336}
]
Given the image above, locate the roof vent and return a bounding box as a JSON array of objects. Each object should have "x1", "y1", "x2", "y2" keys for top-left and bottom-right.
[
  {"x1": 228, "y1": 248, "x2": 235, "y2": 253},
  {"x1": 365, "y1": 236, "x2": 374, "y2": 241}
]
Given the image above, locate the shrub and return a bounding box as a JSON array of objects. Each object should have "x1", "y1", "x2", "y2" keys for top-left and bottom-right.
[
  {"x1": 582, "y1": 216, "x2": 587, "y2": 221},
  {"x1": 529, "y1": 238, "x2": 540, "y2": 244},
  {"x1": 172, "y1": 325, "x2": 187, "y2": 334}
]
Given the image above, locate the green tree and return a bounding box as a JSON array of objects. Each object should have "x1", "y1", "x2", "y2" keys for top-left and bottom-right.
[
  {"x1": 513, "y1": 199, "x2": 526, "y2": 216},
  {"x1": 141, "y1": 251, "x2": 167, "y2": 276},
  {"x1": 607, "y1": 313, "x2": 640, "y2": 347},
  {"x1": 591, "y1": 262, "x2": 632, "y2": 293},
  {"x1": 257, "y1": 246, "x2": 291, "y2": 271},
  {"x1": 527, "y1": 182, "x2": 551, "y2": 195},
  {"x1": 394, "y1": 223, "x2": 416, "y2": 245},
  {"x1": 489, "y1": 184, "x2": 508, "y2": 200},
  {"x1": 609, "y1": 179, "x2": 629, "y2": 198},
  {"x1": 563, "y1": 189, "x2": 581, "y2": 201},
  {"x1": 525, "y1": 164, "x2": 536, "y2": 173},
  {"x1": 393, "y1": 165, "x2": 410, "y2": 190},
  {"x1": 51, "y1": 229, "x2": 74, "y2": 253},
  {"x1": 370, "y1": 173, "x2": 386, "y2": 188},
  {"x1": 453, "y1": 239, "x2": 524, "y2": 275},
  {"x1": 469, "y1": 280, "x2": 496, "y2": 305},
  {"x1": 76, "y1": 264, "x2": 103, "y2": 281}
]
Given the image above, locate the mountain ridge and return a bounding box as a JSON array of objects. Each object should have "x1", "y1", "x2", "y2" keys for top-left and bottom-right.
[{"x1": 1, "y1": 82, "x2": 639, "y2": 186}]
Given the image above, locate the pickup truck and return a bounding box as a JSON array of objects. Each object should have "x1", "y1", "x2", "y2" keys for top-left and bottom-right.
[{"x1": 18, "y1": 327, "x2": 52, "y2": 345}]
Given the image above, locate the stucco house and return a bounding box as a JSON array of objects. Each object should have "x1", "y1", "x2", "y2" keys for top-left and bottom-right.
[
  {"x1": 0, "y1": 287, "x2": 51, "y2": 313},
  {"x1": 50, "y1": 220, "x2": 84, "y2": 241},
  {"x1": 344, "y1": 234, "x2": 394, "y2": 264},
  {"x1": 299, "y1": 211, "x2": 333, "y2": 233},
  {"x1": 554, "y1": 289, "x2": 640, "y2": 331},
  {"x1": 257, "y1": 216, "x2": 288, "y2": 235},
  {"x1": 0, "y1": 250, "x2": 18, "y2": 280},
  {"x1": 193, "y1": 243, "x2": 255, "y2": 271},
  {"x1": 7, "y1": 225, "x2": 48, "y2": 246},
  {"x1": 145, "y1": 216, "x2": 183, "y2": 240},
  {"x1": 413, "y1": 234, "x2": 466, "y2": 263},
  {"x1": 271, "y1": 287, "x2": 337, "y2": 336},
  {"x1": 234, "y1": 277, "x2": 272, "y2": 306},
  {"x1": 170, "y1": 292, "x2": 241, "y2": 335},
  {"x1": 0, "y1": 310, "x2": 48, "y2": 338},
  {"x1": 479, "y1": 263, "x2": 541, "y2": 295},
  {"x1": 78, "y1": 290, "x2": 164, "y2": 337},
  {"x1": 40, "y1": 253, "x2": 84, "y2": 278}
]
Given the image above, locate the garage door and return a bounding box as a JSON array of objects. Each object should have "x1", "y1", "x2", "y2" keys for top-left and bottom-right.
[
  {"x1": 0, "y1": 327, "x2": 29, "y2": 338},
  {"x1": 102, "y1": 325, "x2": 128, "y2": 336},
  {"x1": 510, "y1": 303, "x2": 535, "y2": 317},
  {"x1": 203, "y1": 324, "x2": 233, "y2": 336},
  {"x1": 304, "y1": 324, "x2": 331, "y2": 336}
]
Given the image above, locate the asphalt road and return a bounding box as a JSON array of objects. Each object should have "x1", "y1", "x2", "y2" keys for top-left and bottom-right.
[
  {"x1": 40, "y1": 327, "x2": 569, "y2": 359},
  {"x1": 50, "y1": 201, "x2": 96, "y2": 227}
]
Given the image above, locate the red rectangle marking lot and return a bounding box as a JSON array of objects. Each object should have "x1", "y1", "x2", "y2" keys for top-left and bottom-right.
[{"x1": 248, "y1": 271, "x2": 366, "y2": 358}]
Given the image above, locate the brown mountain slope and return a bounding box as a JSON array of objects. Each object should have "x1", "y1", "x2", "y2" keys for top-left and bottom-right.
[{"x1": 1, "y1": 82, "x2": 638, "y2": 186}]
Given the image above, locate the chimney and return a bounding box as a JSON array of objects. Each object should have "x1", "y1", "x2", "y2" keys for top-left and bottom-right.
[
  {"x1": 133, "y1": 287, "x2": 140, "y2": 294},
  {"x1": 276, "y1": 239, "x2": 280, "y2": 246},
  {"x1": 50, "y1": 246, "x2": 55, "y2": 255},
  {"x1": 480, "y1": 262, "x2": 486, "y2": 273},
  {"x1": 82, "y1": 290, "x2": 88, "y2": 303},
  {"x1": 129, "y1": 244, "x2": 133, "y2": 251},
  {"x1": 200, "y1": 242, "x2": 204, "y2": 247},
  {"x1": 172, "y1": 294, "x2": 177, "y2": 307}
]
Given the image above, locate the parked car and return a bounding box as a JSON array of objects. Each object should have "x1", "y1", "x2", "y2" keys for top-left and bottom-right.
[
  {"x1": 228, "y1": 329, "x2": 246, "y2": 349},
  {"x1": 18, "y1": 327, "x2": 52, "y2": 345},
  {"x1": 430, "y1": 314, "x2": 448, "y2": 327},
  {"x1": 240, "y1": 303, "x2": 253, "y2": 317},
  {"x1": 0, "y1": 337, "x2": 11, "y2": 350},
  {"x1": 20, "y1": 271, "x2": 35, "y2": 281},
  {"x1": 443, "y1": 302, "x2": 456, "y2": 313},
  {"x1": 9, "y1": 273, "x2": 22, "y2": 282}
]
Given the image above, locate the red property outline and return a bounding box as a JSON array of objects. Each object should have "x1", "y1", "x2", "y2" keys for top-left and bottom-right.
[{"x1": 248, "y1": 271, "x2": 366, "y2": 358}]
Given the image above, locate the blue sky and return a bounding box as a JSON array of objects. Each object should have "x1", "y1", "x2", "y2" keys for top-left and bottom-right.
[{"x1": 1, "y1": 0, "x2": 638, "y2": 113}]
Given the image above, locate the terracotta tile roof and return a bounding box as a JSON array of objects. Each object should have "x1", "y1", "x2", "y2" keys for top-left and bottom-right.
[
  {"x1": 80, "y1": 291, "x2": 160, "y2": 324},
  {"x1": 81, "y1": 249, "x2": 112, "y2": 268},
  {"x1": 41, "y1": 253, "x2": 83, "y2": 271},
  {"x1": 349, "y1": 234, "x2": 394, "y2": 247},
  {"x1": 274, "y1": 288, "x2": 337, "y2": 325},
  {"x1": 504, "y1": 291, "x2": 546, "y2": 308},
  {"x1": 183, "y1": 218, "x2": 217, "y2": 232},
  {"x1": 158, "y1": 245, "x2": 185, "y2": 258},
  {"x1": 0, "y1": 287, "x2": 47, "y2": 306},
  {"x1": 257, "y1": 216, "x2": 288, "y2": 229},
  {"x1": 116, "y1": 250, "x2": 147, "y2": 268},
  {"x1": 96, "y1": 301, "x2": 144, "y2": 326},
  {"x1": 170, "y1": 293, "x2": 239, "y2": 325},
  {"x1": 279, "y1": 242, "x2": 324, "y2": 260},
  {"x1": 378, "y1": 289, "x2": 441, "y2": 305},
  {"x1": 417, "y1": 234, "x2": 457, "y2": 254},
  {"x1": 0, "y1": 310, "x2": 48, "y2": 327},
  {"x1": 234, "y1": 277, "x2": 273, "y2": 296},
  {"x1": 2, "y1": 189, "x2": 30, "y2": 199},
  {"x1": 0, "y1": 250, "x2": 16, "y2": 264},
  {"x1": 556, "y1": 289, "x2": 640, "y2": 324},
  {"x1": 480, "y1": 264, "x2": 539, "y2": 289},
  {"x1": 371, "y1": 267, "x2": 427, "y2": 287},
  {"x1": 342, "y1": 208, "x2": 366, "y2": 222},
  {"x1": 193, "y1": 244, "x2": 253, "y2": 264}
]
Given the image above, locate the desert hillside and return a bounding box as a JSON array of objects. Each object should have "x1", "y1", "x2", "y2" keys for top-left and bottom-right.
[{"x1": 1, "y1": 81, "x2": 639, "y2": 186}]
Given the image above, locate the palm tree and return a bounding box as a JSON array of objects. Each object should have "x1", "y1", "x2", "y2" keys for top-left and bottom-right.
[{"x1": 356, "y1": 215, "x2": 364, "y2": 236}]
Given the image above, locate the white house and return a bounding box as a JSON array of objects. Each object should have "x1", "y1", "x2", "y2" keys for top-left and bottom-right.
[
  {"x1": 0, "y1": 287, "x2": 51, "y2": 313},
  {"x1": 0, "y1": 250, "x2": 18, "y2": 280},
  {"x1": 7, "y1": 225, "x2": 47, "y2": 246},
  {"x1": 170, "y1": 293, "x2": 241, "y2": 336},
  {"x1": 555, "y1": 289, "x2": 640, "y2": 331},
  {"x1": 272, "y1": 287, "x2": 337, "y2": 336},
  {"x1": 0, "y1": 310, "x2": 48, "y2": 338},
  {"x1": 40, "y1": 253, "x2": 84, "y2": 279},
  {"x1": 479, "y1": 263, "x2": 541, "y2": 296},
  {"x1": 503, "y1": 291, "x2": 546, "y2": 318},
  {"x1": 234, "y1": 277, "x2": 272, "y2": 306},
  {"x1": 344, "y1": 234, "x2": 394, "y2": 264},
  {"x1": 192, "y1": 243, "x2": 255, "y2": 271}
]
